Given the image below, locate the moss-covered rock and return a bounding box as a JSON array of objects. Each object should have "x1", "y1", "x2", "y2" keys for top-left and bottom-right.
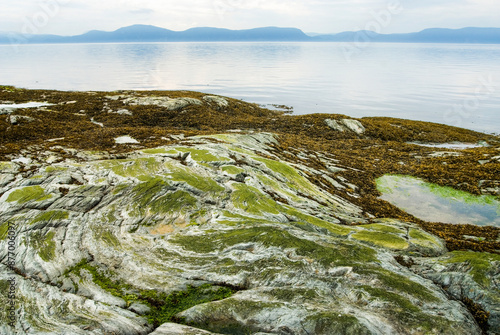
[
  {"x1": 5, "y1": 186, "x2": 52, "y2": 203},
  {"x1": 352, "y1": 230, "x2": 410, "y2": 250}
]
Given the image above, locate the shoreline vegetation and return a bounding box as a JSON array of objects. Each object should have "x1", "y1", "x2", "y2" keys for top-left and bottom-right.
[{"x1": 1, "y1": 85, "x2": 499, "y2": 252}]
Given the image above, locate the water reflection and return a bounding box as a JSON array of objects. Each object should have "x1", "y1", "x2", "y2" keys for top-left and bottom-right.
[
  {"x1": 376, "y1": 175, "x2": 500, "y2": 226},
  {"x1": 1, "y1": 42, "x2": 500, "y2": 133}
]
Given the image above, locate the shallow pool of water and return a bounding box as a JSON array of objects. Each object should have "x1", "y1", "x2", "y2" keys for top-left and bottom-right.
[
  {"x1": 407, "y1": 142, "x2": 488, "y2": 149},
  {"x1": 0, "y1": 102, "x2": 52, "y2": 110},
  {"x1": 376, "y1": 175, "x2": 500, "y2": 226}
]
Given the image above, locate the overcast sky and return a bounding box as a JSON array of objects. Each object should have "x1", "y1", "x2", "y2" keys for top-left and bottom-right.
[{"x1": 1, "y1": 0, "x2": 499, "y2": 35}]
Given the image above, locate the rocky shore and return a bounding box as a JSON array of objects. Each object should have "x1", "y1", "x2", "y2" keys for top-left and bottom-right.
[{"x1": 0, "y1": 86, "x2": 499, "y2": 334}]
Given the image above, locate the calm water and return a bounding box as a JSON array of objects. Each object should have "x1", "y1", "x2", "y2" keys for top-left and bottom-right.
[
  {"x1": 377, "y1": 175, "x2": 500, "y2": 227},
  {"x1": 1, "y1": 42, "x2": 499, "y2": 133}
]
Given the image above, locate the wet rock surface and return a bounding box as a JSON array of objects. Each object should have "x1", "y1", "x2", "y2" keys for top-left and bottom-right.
[{"x1": 0, "y1": 87, "x2": 499, "y2": 334}]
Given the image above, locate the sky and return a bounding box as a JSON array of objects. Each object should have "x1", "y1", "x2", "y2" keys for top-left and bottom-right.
[{"x1": 0, "y1": 0, "x2": 499, "y2": 36}]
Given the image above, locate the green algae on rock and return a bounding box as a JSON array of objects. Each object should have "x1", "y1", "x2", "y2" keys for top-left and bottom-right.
[{"x1": 5, "y1": 186, "x2": 52, "y2": 204}]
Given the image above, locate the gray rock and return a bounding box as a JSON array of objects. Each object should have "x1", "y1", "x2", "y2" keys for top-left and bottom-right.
[
  {"x1": 324, "y1": 118, "x2": 365, "y2": 135},
  {"x1": 128, "y1": 302, "x2": 151, "y2": 315},
  {"x1": 110, "y1": 109, "x2": 133, "y2": 116},
  {"x1": 0, "y1": 271, "x2": 152, "y2": 335},
  {"x1": 324, "y1": 118, "x2": 345, "y2": 132},
  {"x1": 0, "y1": 107, "x2": 13, "y2": 115},
  {"x1": 11, "y1": 157, "x2": 31, "y2": 165},
  {"x1": 60, "y1": 277, "x2": 76, "y2": 293},
  {"x1": 115, "y1": 135, "x2": 140, "y2": 144},
  {"x1": 413, "y1": 254, "x2": 500, "y2": 334},
  {"x1": 170, "y1": 134, "x2": 185, "y2": 140},
  {"x1": 341, "y1": 118, "x2": 365, "y2": 134},
  {"x1": 123, "y1": 96, "x2": 202, "y2": 111},
  {"x1": 8, "y1": 115, "x2": 36, "y2": 125},
  {"x1": 203, "y1": 95, "x2": 229, "y2": 109},
  {"x1": 90, "y1": 117, "x2": 104, "y2": 127}
]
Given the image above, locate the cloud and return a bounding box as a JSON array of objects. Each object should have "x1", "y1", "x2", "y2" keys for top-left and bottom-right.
[
  {"x1": 128, "y1": 8, "x2": 155, "y2": 15},
  {"x1": 0, "y1": 0, "x2": 499, "y2": 35}
]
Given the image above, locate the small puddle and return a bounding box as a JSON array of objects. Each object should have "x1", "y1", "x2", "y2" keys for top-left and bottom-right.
[
  {"x1": 376, "y1": 175, "x2": 500, "y2": 226},
  {"x1": 0, "y1": 102, "x2": 52, "y2": 110},
  {"x1": 407, "y1": 142, "x2": 488, "y2": 149}
]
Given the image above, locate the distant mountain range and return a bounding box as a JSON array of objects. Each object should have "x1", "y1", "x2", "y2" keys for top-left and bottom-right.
[
  {"x1": 1, "y1": 25, "x2": 499, "y2": 44},
  {"x1": 313, "y1": 27, "x2": 500, "y2": 43}
]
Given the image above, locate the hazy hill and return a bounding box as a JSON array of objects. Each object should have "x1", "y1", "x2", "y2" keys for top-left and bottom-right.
[
  {"x1": 0, "y1": 25, "x2": 499, "y2": 44},
  {"x1": 315, "y1": 27, "x2": 500, "y2": 43},
  {"x1": 0, "y1": 25, "x2": 310, "y2": 43}
]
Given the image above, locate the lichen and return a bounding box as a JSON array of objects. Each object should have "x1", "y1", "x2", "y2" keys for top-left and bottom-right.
[
  {"x1": 99, "y1": 158, "x2": 165, "y2": 180},
  {"x1": 409, "y1": 228, "x2": 441, "y2": 248},
  {"x1": 169, "y1": 167, "x2": 225, "y2": 194},
  {"x1": 360, "y1": 223, "x2": 405, "y2": 234},
  {"x1": 442, "y1": 251, "x2": 500, "y2": 287},
  {"x1": 130, "y1": 178, "x2": 197, "y2": 216},
  {"x1": 0, "y1": 221, "x2": 9, "y2": 240},
  {"x1": 357, "y1": 267, "x2": 439, "y2": 303},
  {"x1": 30, "y1": 210, "x2": 69, "y2": 225},
  {"x1": 221, "y1": 165, "x2": 244, "y2": 175},
  {"x1": 93, "y1": 228, "x2": 121, "y2": 248},
  {"x1": 217, "y1": 211, "x2": 276, "y2": 226},
  {"x1": 175, "y1": 147, "x2": 230, "y2": 162},
  {"x1": 228, "y1": 145, "x2": 255, "y2": 155},
  {"x1": 0, "y1": 280, "x2": 12, "y2": 323},
  {"x1": 6, "y1": 186, "x2": 52, "y2": 203},
  {"x1": 112, "y1": 183, "x2": 130, "y2": 195},
  {"x1": 360, "y1": 285, "x2": 450, "y2": 331},
  {"x1": 351, "y1": 231, "x2": 409, "y2": 250},
  {"x1": 283, "y1": 205, "x2": 354, "y2": 236},
  {"x1": 142, "y1": 148, "x2": 178, "y2": 154},
  {"x1": 255, "y1": 173, "x2": 302, "y2": 203},
  {"x1": 172, "y1": 226, "x2": 377, "y2": 267},
  {"x1": 189, "y1": 208, "x2": 210, "y2": 225},
  {"x1": 253, "y1": 156, "x2": 320, "y2": 196},
  {"x1": 230, "y1": 184, "x2": 281, "y2": 215},
  {"x1": 206, "y1": 134, "x2": 239, "y2": 143},
  {"x1": 29, "y1": 231, "x2": 56, "y2": 262},
  {"x1": 305, "y1": 312, "x2": 371, "y2": 335},
  {"x1": 0, "y1": 161, "x2": 14, "y2": 170},
  {"x1": 45, "y1": 166, "x2": 68, "y2": 173}
]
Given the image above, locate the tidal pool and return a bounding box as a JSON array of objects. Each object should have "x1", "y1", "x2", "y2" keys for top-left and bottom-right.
[
  {"x1": 407, "y1": 142, "x2": 488, "y2": 149},
  {"x1": 0, "y1": 102, "x2": 52, "y2": 110},
  {"x1": 376, "y1": 175, "x2": 500, "y2": 227}
]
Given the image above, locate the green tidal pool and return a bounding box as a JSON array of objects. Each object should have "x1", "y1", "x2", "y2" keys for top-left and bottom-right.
[{"x1": 376, "y1": 175, "x2": 500, "y2": 227}]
